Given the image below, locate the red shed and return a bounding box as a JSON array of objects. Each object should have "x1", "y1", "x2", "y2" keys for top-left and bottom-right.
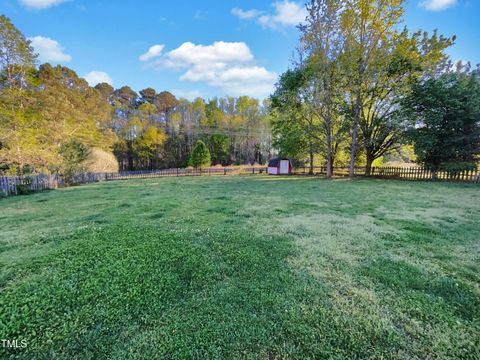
[{"x1": 267, "y1": 158, "x2": 293, "y2": 175}]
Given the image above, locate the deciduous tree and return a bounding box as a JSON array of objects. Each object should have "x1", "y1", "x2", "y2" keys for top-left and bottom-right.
[
  {"x1": 300, "y1": 0, "x2": 346, "y2": 177},
  {"x1": 270, "y1": 68, "x2": 322, "y2": 174},
  {"x1": 341, "y1": 0, "x2": 405, "y2": 177},
  {"x1": 0, "y1": 15, "x2": 38, "y2": 172},
  {"x1": 403, "y1": 67, "x2": 480, "y2": 172}
]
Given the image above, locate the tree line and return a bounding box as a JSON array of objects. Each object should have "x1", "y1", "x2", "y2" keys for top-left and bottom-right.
[
  {"x1": 0, "y1": 15, "x2": 272, "y2": 176},
  {"x1": 2, "y1": 4, "x2": 479, "y2": 178},
  {"x1": 270, "y1": 0, "x2": 480, "y2": 176},
  {"x1": 105, "y1": 85, "x2": 272, "y2": 171}
]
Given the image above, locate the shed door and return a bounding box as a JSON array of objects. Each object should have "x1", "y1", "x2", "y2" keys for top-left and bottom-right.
[{"x1": 279, "y1": 160, "x2": 289, "y2": 174}]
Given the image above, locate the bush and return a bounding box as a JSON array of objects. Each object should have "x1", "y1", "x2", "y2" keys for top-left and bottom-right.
[
  {"x1": 5, "y1": 165, "x2": 19, "y2": 176},
  {"x1": 289, "y1": 158, "x2": 305, "y2": 168},
  {"x1": 16, "y1": 183, "x2": 31, "y2": 195},
  {"x1": 441, "y1": 162, "x2": 477, "y2": 173},
  {"x1": 60, "y1": 140, "x2": 91, "y2": 185},
  {"x1": 188, "y1": 140, "x2": 211, "y2": 168},
  {"x1": 86, "y1": 148, "x2": 119, "y2": 173}
]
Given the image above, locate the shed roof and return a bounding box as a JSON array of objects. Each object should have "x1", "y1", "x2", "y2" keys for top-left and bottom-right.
[{"x1": 268, "y1": 158, "x2": 289, "y2": 167}]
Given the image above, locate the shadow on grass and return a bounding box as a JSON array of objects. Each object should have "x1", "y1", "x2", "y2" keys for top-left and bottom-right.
[{"x1": 0, "y1": 222, "x2": 420, "y2": 359}]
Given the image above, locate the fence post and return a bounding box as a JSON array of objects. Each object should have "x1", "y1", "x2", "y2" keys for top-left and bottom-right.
[
  {"x1": 1, "y1": 165, "x2": 478, "y2": 197},
  {"x1": 1, "y1": 177, "x2": 6, "y2": 196}
]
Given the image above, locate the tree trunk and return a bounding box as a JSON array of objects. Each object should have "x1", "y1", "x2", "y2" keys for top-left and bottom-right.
[
  {"x1": 326, "y1": 144, "x2": 332, "y2": 178},
  {"x1": 365, "y1": 151, "x2": 374, "y2": 176},
  {"x1": 309, "y1": 144, "x2": 314, "y2": 175},
  {"x1": 127, "y1": 140, "x2": 134, "y2": 171},
  {"x1": 326, "y1": 108, "x2": 333, "y2": 179},
  {"x1": 349, "y1": 87, "x2": 361, "y2": 178},
  {"x1": 330, "y1": 151, "x2": 335, "y2": 177}
]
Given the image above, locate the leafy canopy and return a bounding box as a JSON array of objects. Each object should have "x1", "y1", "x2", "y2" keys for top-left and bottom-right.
[
  {"x1": 403, "y1": 69, "x2": 480, "y2": 171},
  {"x1": 189, "y1": 140, "x2": 211, "y2": 168}
]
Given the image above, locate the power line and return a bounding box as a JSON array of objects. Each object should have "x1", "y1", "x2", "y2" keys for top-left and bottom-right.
[{"x1": 167, "y1": 129, "x2": 271, "y2": 137}]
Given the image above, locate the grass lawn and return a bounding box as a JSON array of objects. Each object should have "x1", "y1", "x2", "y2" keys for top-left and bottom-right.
[{"x1": 1, "y1": 176, "x2": 479, "y2": 359}]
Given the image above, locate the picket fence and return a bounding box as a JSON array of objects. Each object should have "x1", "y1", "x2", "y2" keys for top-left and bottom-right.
[
  {"x1": 294, "y1": 166, "x2": 480, "y2": 182},
  {"x1": 0, "y1": 167, "x2": 266, "y2": 196},
  {"x1": 1, "y1": 166, "x2": 479, "y2": 197}
]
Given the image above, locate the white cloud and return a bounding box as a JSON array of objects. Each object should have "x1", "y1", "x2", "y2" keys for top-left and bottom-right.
[
  {"x1": 142, "y1": 41, "x2": 277, "y2": 98},
  {"x1": 260, "y1": 1, "x2": 307, "y2": 28},
  {"x1": 419, "y1": 0, "x2": 457, "y2": 11},
  {"x1": 139, "y1": 44, "x2": 165, "y2": 62},
  {"x1": 180, "y1": 65, "x2": 277, "y2": 97},
  {"x1": 28, "y1": 36, "x2": 71, "y2": 62},
  {"x1": 19, "y1": 0, "x2": 67, "y2": 9},
  {"x1": 231, "y1": 8, "x2": 262, "y2": 20},
  {"x1": 83, "y1": 71, "x2": 113, "y2": 86},
  {"x1": 165, "y1": 41, "x2": 254, "y2": 67},
  {"x1": 232, "y1": 1, "x2": 307, "y2": 29}
]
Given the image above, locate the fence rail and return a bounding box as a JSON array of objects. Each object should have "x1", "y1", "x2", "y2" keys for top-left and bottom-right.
[
  {"x1": 293, "y1": 166, "x2": 366, "y2": 177},
  {"x1": 1, "y1": 165, "x2": 479, "y2": 197},
  {"x1": 0, "y1": 167, "x2": 267, "y2": 197},
  {"x1": 370, "y1": 166, "x2": 480, "y2": 182},
  {"x1": 0, "y1": 174, "x2": 59, "y2": 197},
  {"x1": 293, "y1": 166, "x2": 480, "y2": 182}
]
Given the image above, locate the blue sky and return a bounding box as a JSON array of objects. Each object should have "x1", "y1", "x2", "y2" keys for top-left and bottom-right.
[{"x1": 1, "y1": 0, "x2": 479, "y2": 100}]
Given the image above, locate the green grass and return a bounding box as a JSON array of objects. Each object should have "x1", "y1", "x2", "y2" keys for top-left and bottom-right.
[{"x1": 1, "y1": 176, "x2": 479, "y2": 359}]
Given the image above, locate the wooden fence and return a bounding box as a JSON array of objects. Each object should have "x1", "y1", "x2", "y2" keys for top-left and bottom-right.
[
  {"x1": 294, "y1": 166, "x2": 366, "y2": 177},
  {"x1": 0, "y1": 167, "x2": 267, "y2": 196},
  {"x1": 293, "y1": 166, "x2": 480, "y2": 182},
  {"x1": 370, "y1": 166, "x2": 480, "y2": 182},
  {"x1": 1, "y1": 165, "x2": 479, "y2": 197},
  {"x1": 0, "y1": 174, "x2": 59, "y2": 196}
]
